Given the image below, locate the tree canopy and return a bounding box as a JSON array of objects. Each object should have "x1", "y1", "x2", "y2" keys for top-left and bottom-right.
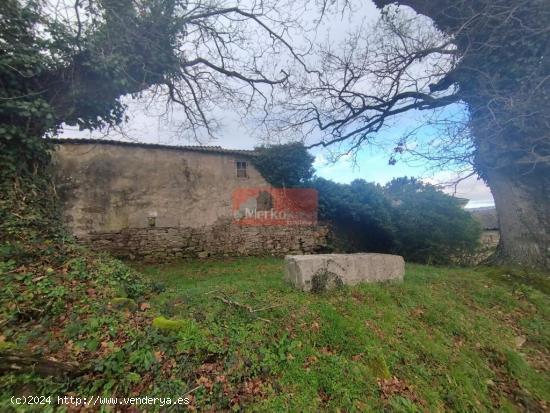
[
  {"x1": 1, "y1": 0, "x2": 306, "y2": 154},
  {"x1": 313, "y1": 176, "x2": 481, "y2": 264},
  {"x1": 252, "y1": 142, "x2": 315, "y2": 188}
]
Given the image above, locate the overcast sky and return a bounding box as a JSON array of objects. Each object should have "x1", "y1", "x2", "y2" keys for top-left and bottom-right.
[{"x1": 58, "y1": 0, "x2": 494, "y2": 208}]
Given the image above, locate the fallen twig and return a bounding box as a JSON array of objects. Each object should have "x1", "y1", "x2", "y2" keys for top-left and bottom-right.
[
  {"x1": 251, "y1": 304, "x2": 283, "y2": 313},
  {"x1": 214, "y1": 295, "x2": 253, "y2": 312},
  {"x1": 214, "y1": 296, "x2": 271, "y2": 323},
  {"x1": 183, "y1": 384, "x2": 202, "y2": 396}
]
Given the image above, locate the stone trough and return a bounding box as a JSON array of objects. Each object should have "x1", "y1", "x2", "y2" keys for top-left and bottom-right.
[{"x1": 284, "y1": 253, "x2": 405, "y2": 292}]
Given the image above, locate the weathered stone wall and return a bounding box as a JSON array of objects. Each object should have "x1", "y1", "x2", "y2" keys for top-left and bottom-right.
[
  {"x1": 81, "y1": 221, "x2": 328, "y2": 261},
  {"x1": 52, "y1": 140, "x2": 328, "y2": 260},
  {"x1": 481, "y1": 230, "x2": 500, "y2": 249},
  {"x1": 52, "y1": 141, "x2": 269, "y2": 236},
  {"x1": 474, "y1": 230, "x2": 500, "y2": 263}
]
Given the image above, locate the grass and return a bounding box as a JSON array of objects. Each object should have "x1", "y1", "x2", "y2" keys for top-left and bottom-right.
[
  {"x1": 1, "y1": 254, "x2": 547, "y2": 412},
  {"x1": 133, "y1": 258, "x2": 550, "y2": 412}
]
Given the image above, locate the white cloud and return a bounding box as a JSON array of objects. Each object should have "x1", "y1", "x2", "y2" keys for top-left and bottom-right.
[{"x1": 425, "y1": 172, "x2": 494, "y2": 208}]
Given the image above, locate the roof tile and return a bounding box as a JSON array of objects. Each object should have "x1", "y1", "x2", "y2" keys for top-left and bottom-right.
[{"x1": 49, "y1": 138, "x2": 256, "y2": 156}]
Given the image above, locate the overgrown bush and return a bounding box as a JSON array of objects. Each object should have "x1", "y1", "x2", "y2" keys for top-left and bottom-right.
[
  {"x1": 385, "y1": 177, "x2": 481, "y2": 264},
  {"x1": 312, "y1": 177, "x2": 481, "y2": 264},
  {"x1": 312, "y1": 178, "x2": 395, "y2": 253}
]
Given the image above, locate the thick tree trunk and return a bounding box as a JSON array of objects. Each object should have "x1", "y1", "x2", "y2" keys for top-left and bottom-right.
[
  {"x1": 485, "y1": 168, "x2": 550, "y2": 269},
  {"x1": 374, "y1": 0, "x2": 550, "y2": 271}
]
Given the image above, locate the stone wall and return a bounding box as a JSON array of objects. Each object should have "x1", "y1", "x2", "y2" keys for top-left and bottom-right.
[
  {"x1": 481, "y1": 230, "x2": 500, "y2": 249},
  {"x1": 52, "y1": 140, "x2": 328, "y2": 260},
  {"x1": 81, "y1": 220, "x2": 328, "y2": 261},
  {"x1": 474, "y1": 230, "x2": 500, "y2": 263},
  {"x1": 52, "y1": 140, "x2": 269, "y2": 236}
]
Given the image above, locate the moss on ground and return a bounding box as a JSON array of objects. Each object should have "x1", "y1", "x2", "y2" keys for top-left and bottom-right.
[{"x1": 152, "y1": 316, "x2": 188, "y2": 331}]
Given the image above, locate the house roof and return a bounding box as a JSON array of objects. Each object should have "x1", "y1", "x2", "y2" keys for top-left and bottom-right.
[{"x1": 49, "y1": 138, "x2": 256, "y2": 156}]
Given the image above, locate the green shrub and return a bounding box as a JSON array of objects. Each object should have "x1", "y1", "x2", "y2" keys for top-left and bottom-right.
[
  {"x1": 312, "y1": 178, "x2": 395, "y2": 253},
  {"x1": 385, "y1": 177, "x2": 481, "y2": 264},
  {"x1": 314, "y1": 177, "x2": 480, "y2": 263},
  {"x1": 253, "y1": 144, "x2": 481, "y2": 263}
]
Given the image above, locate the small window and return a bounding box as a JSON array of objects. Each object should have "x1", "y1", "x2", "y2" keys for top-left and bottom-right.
[{"x1": 236, "y1": 161, "x2": 248, "y2": 178}]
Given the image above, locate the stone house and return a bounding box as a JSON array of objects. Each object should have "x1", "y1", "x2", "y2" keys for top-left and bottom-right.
[{"x1": 52, "y1": 139, "x2": 327, "y2": 261}]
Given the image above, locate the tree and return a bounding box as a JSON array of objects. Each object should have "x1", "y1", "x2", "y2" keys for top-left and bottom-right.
[
  {"x1": 280, "y1": 0, "x2": 549, "y2": 268},
  {"x1": 0, "y1": 0, "x2": 306, "y2": 175},
  {"x1": 252, "y1": 142, "x2": 315, "y2": 187}
]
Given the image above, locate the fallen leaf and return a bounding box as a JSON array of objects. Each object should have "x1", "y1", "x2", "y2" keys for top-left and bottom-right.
[
  {"x1": 410, "y1": 307, "x2": 424, "y2": 317},
  {"x1": 377, "y1": 376, "x2": 425, "y2": 406},
  {"x1": 304, "y1": 355, "x2": 318, "y2": 367},
  {"x1": 196, "y1": 376, "x2": 213, "y2": 390},
  {"x1": 320, "y1": 347, "x2": 335, "y2": 356}
]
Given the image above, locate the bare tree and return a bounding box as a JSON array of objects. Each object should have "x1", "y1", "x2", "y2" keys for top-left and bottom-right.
[
  {"x1": 1, "y1": 0, "x2": 310, "y2": 142},
  {"x1": 275, "y1": 0, "x2": 549, "y2": 268}
]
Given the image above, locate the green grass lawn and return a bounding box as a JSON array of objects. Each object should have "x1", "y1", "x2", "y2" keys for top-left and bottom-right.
[{"x1": 135, "y1": 258, "x2": 550, "y2": 412}]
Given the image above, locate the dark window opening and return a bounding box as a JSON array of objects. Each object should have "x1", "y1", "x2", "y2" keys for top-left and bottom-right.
[{"x1": 236, "y1": 161, "x2": 248, "y2": 178}]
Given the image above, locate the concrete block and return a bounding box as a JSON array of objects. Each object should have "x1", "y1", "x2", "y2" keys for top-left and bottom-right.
[{"x1": 285, "y1": 253, "x2": 405, "y2": 292}]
